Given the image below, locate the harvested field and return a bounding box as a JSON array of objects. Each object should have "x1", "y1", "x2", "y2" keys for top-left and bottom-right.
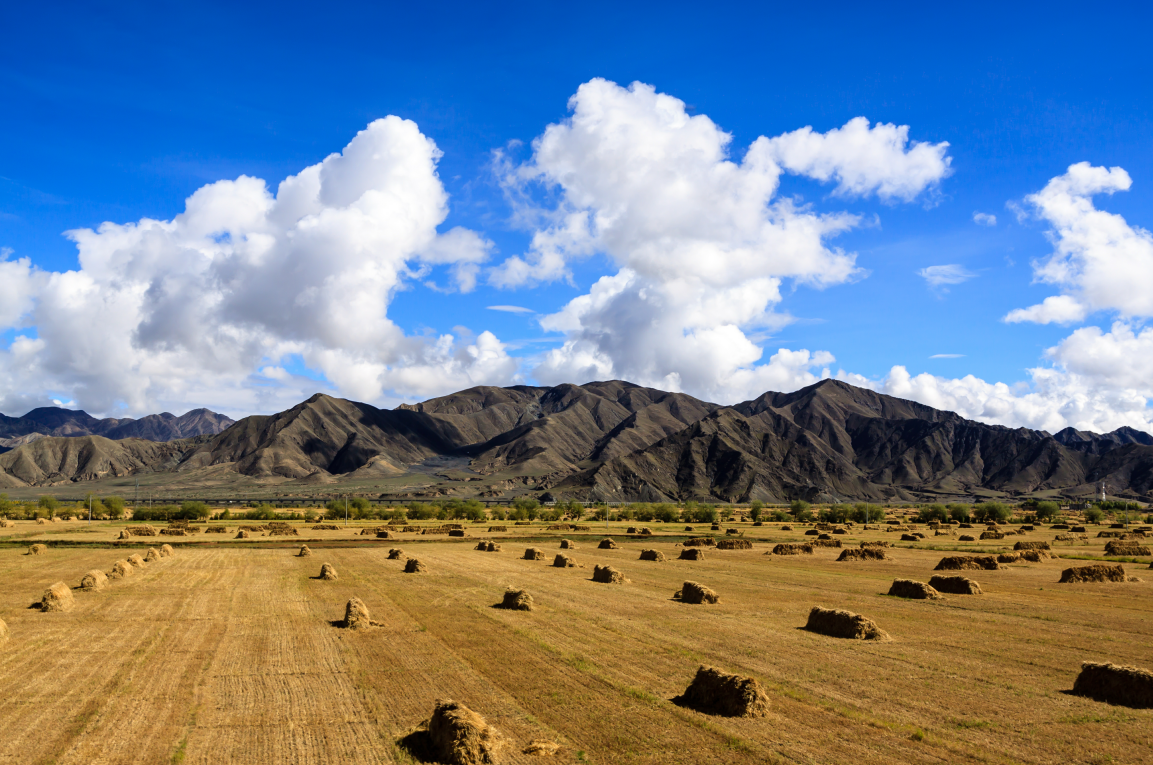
[
  {"x1": 887, "y1": 579, "x2": 942, "y2": 600},
  {"x1": 1059, "y1": 564, "x2": 1129, "y2": 583},
  {"x1": 935, "y1": 555, "x2": 1001, "y2": 571},
  {"x1": 772, "y1": 543, "x2": 812, "y2": 555},
  {"x1": 804, "y1": 606, "x2": 889, "y2": 641},
  {"x1": 676, "y1": 581, "x2": 719, "y2": 604},
  {"x1": 1072, "y1": 662, "x2": 1153, "y2": 708},
  {"x1": 676, "y1": 666, "x2": 768, "y2": 717},
  {"x1": 678, "y1": 548, "x2": 705, "y2": 560},
  {"x1": 0, "y1": 528, "x2": 1151, "y2": 764},
  {"x1": 838, "y1": 547, "x2": 887, "y2": 561},
  {"x1": 929, "y1": 575, "x2": 983, "y2": 594}
]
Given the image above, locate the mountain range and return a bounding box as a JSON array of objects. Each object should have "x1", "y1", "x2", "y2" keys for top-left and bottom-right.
[
  {"x1": 0, "y1": 408, "x2": 235, "y2": 452},
  {"x1": 1, "y1": 379, "x2": 1151, "y2": 502}
]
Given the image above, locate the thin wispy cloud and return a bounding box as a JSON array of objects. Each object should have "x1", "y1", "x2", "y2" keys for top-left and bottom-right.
[
  {"x1": 486, "y1": 305, "x2": 534, "y2": 314},
  {"x1": 972, "y1": 211, "x2": 996, "y2": 226},
  {"x1": 930, "y1": 353, "x2": 965, "y2": 359},
  {"x1": 918, "y1": 264, "x2": 976, "y2": 290}
]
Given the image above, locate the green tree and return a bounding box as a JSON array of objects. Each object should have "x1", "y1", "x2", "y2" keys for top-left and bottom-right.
[
  {"x1": 1032, "y1": 501, "x2": 1060, "y2": 522},
  {"x1": 38, "y1": 495, "x2": 59, "y2": 517},
  {"x1": 1084, "y1": 507, "x2": 1105, "y2": 523},
  {"x1": 748, "y1": 501, "x2": 764, "y2": 522},
  {"x1": 917, "y1": 504, "x2": 948, "y2": 523},
  {"x1": 789, "y1": 500, "x2": 812, "y2": 522},
  {"x1": 947, "y1": 504, "x2": 970, "y2": 523},
  {"x1": 973, "y1": 502, "x2": 1011, "y2": 523}
]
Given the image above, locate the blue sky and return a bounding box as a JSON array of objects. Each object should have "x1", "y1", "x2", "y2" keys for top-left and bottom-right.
[{"x1": 2, "y1": 1, "x2": 1153, "y2": 433}]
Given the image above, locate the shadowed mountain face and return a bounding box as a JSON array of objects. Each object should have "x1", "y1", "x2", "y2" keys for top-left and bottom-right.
[
  {"x1": 0, "y1": 407, "x2": 234, "y2": 443},
  {"x1": 3, "y1": 379, "x2": 1153, "y2": 501}
]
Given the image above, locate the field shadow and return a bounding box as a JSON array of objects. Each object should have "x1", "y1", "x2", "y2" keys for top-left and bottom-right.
[{"x1": 395, "y1": 724, "x2": 436, "y2": 763}]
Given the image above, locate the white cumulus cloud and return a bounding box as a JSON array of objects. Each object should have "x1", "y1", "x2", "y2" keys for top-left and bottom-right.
[
  {"x1": 973, "y1": 212, "x2": 996, "y2": 226},
  {"x1": 0, "y1": 117, "x2": 516, "y2": 417}
]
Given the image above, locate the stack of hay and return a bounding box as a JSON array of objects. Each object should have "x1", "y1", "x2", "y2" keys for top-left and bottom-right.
[
  {"x1": 675, "y1": 581, "x2": 719, "y2": 604},
  {"x1": 804, "y1": 606, "x2": 889, "y2": 640},
  {"x1": 888, "y1": 579, "x2": 942, "y2": 599},
  {"x1": 497, "y1": 589, "x2": 533, "y2": 611},
  {"x1": 715, "y1": 539, "x2": 752, "y2": 550},
  {"x1": 639, "y1": 549, "x2": 666, "y2": 561},
  {"x1": 772, "y1": 543, "x2": 812, "y2": 555},
  {"x1": 934, "y1": 555, "x2": 1001, "y2": 571},
  {"x1": 592, "y1": 564, "x2": 627, "y2": 583},
  {"x1": 677, "y1": 666, "x2": 768, "y2": 717},
  {"x1": 929, "y1": 575, "x2": 983, "y2": 594},
  {"x1": 1059, "y1": 564, "x2": 1133, "y2": 583},
  {"x1": 837, "y1": 547, "x2": 887, "y2": 561}
]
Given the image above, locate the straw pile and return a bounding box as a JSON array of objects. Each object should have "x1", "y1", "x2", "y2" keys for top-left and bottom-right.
[
  {"x1": 772, "y1": 543, "x2": 813, "y2": 555},
  {"x1": 809, "y1": 539, "x2": 843, "y2": 548},
  {"x1": 425, "y1": 700, "x2": 503, "y2": 765},
  {"x1": 376, "y1": 530, "x2": 393, "y2": 539},
  {"x1": 27, "y1": 544, "x2": 46, "y2": 555},
  {"x1": 888, "y1": 579, "x2": 942, "y2": 599},
  {"x1": 597, "y1": 538, "x2": 618, "y2": 549},
  {"x1": 684, "y1": 525, "x2": 694, "y2": 531},
  {"x1": 130, "y1": 525, "x2": 158, "y2": 536},
  {"x1": 127, "y1": 553, "x2": 146, "y2": 568},
  {"x1": 117, "y1": 529, "x2": 131, "y2": 540},
  {"x1": 980, "y1": 531, "x2": 1005, "y2": 540},
  {"x1": 388, "y1": 548, "x2": 405, "y2": 560},
  {"x1": 488, "y1": 526, "x2": 507, "y2": 532},
  {"x1": 552, "y1": 554, "x2": 577, "y2": 568},
  {"x1": 144, "y1": 548, "x2": 161, "y2": 562},
  {"x1": 498, "y1": 589, "x2": 534, "y2": 611},
  {"x1": 235, "y1": 530, "x2": 250, "y2": 539},
  {"x1": 1021, "y1": 550, "x2": 1050, "y2": 562},
  {"x1": 0, "y1": 617, "x2": 8, "y2": 643},
  {"x1": 523, "y1": 548, "x2": 545, "y2": 560},
  {"x1": 404, "y1": 558, "x2": 428, "y2": 574},
  {"x1": 318, "y1": 563, "x2": 338, "y2": 580},
  {"x1": 592, "y1": 564, "x2": 627, "y2": 583},
  {"x1": 523, "y1": 740, "x2": 560, "y2": 756},
  {"x1": 639, "y1": 549, "x2": 666, "y2": 561},
  {"x1": 268, "y1": 527, "x2": 299, "y2": 536},
  {"x1": 559, "y1": 539, "x2": 577, "y2": 549},
  {"x1": 39, "y1": 581, "x2": 75, "y2": 612},
  {"x1": 160, "y1": 528, "x2": 187, "y2": 536},
  {"x1": 342, "y1": 597, "x2": 382, "y2": 630},
  {"x1": 1105, "y1": 541, "x2": 1151, "y2": 556},
  {"x1": 679, "y1": 548, "x2": 705, "y2": 560},
  {"x1": 683, "y1": 537, "x2": 716, "y2": 547},
  {"x1": 1014, "y1": 541, "x2": 1051, "y2": 551},
  {"x1": 204, "y1": 526, "x2": 227, "y2": 533},
  {"x1": 298, "y1": 545, "x2": 312, "y2": 557},
  {"x1": 1072, "y1": 662, "x2": 1153, "y2": 708},
  {"x1": 934, "y1": 555, "x2": 1001, "y2": 571},
  {"x1": 804, "y1": 606, "x2": 889, "y2": 640},
  {"x1": 837, "y1": 547, "x2": 887, "y2": 561},
  {"x1": 998, "y1": 552, "x2": 1020, "y2": 563},
  {"x1": 900, "y1": 534, "x2": 920, "y2": 542},
  {"x1": 36, "y1": 518, "x2": 47, "y2": 525},
  {"x1": 677, "y1": 666, "x2": 769, "y2": 717},
  {"x1": 80, "y1": 569, "x2": 108, "y2": 591},
  {"x1": 929, "y1": 575, "x2": 983, "y2": 594},
  {"x1": 312, "y1": 524, "x2": 339, "y2": 530},
  {"x1": 160, "y1": 544, "x2": 174, "y2": 557},
  {"x1": 108, "y1": 560, "x2": 133, "y2": 579},
  {"x1": 1059, "y1": 564, "x2": 1129, "y2": 583},
  {"x1": 958, "y1": 535, "x2": 975, "y2": 541},
  {"x1": 449, "y1": 530, "x2": 466, "y2": 537},
  {"x1": 860, "y1": 541, "x2": 890, "y2": 548},
  {"x1": 715, "y1": 539, "x2": 752, "y2": 550},
  {"x1": 676, "y1": 581, "x2": 719, "y2": 604}
]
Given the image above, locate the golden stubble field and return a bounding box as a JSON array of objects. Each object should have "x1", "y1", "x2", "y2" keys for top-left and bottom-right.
[{"x1": 1, "y1": 521, "x2": 1150, "y2": 764}]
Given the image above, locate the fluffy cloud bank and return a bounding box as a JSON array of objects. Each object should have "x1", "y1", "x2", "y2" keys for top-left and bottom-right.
[
  {"x1": 0, "y1": 118, "x2": 516, "y2": 416},
  {"x1": 494, "y1": 79, "x2": 951, "y2": 402}
]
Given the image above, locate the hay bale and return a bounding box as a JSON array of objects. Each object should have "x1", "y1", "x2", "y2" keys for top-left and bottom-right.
[
  {"x1": 160, "y1": 528, "x2": 186, "y2": 536},
  {"x1": 679, "y1": 548, "x2": 705, "y2": 560},
  {"x1": 597, "y1": 538, "x2": 618, "y2": 549},
  {"x1": 888, "y1": 579, "x2": 942, "y2": 599},
  {"x1": 780, "y1": 525, "x2": 793, "y2": 531},
  {"x1": 592, "y1": 564, "x2": 627, "y2": 583},
  {"x1": 1020, "y1": 549, "x2": 1049, "y2": 562},
  {"x1": 498, "y1": 589, "x2": 534, "y2": 611},
  {"x1": 523, "y1": 547, "x2": 545, "y2": 560},
  {"x1": 810, "y1": 539, "x2": 843, "y2": 548},
  {"x1": 980, "y1": 531, "x2": 1005, "y2": 540},
  {"x1": 559, "y1": 539, "x2": 577, "y2": 549},
  {"x1": 26, "y1": 543, "x2": 46, "y2": 555},
  {"x1": 934, "y1": 555, "x2": 1001, "y2": 571},
  {"x1": 298, "y1": 545, "x2": 312, "y2": 557},
  {"x1": 388, "y1": 548, "x2": 405, "y2": 560},
  {"x1": 626, "y1": 526, "x2": 638, "y2": 534},
  {"x1": 998, "y1": 552, "x2": 1020, "y2": 563},
  {"x1": 552, "y1": 554, "x2": 577, "y2": 568},
  {"x1": 1059, "y1": 564, "x2": 1129, "y2": 583},
  {"x1": 204, "y1": 526, "x2": 227, "y2": 533},
  {"x1": 426, "y1": 699, "x2": 503, "y2": 765},
  {"x1": 725, "y1": 528, "x2": 740, "y2": 535},
  {"x1": 268, "y1": 527, "x2": 299, "y2": 537},
  {"x1": 1014, "y1": 541, "x2": 1051, "y2": 551},
  {"x1": 772, "y1": 543, "x2": 813, "y2": 555},
  {"x1": 318, "y1": 563, "x2": 338, "y2": 580},
  {"x1": 36, "y1": 517, "x2": 47, "y2": 525},
  {"x1": 1073, "y1": 662, "x2": 1153, "y2": 708},
  {"x1": 144, "y1": 548, "x2": 161, "y2": 562},
  {"x1": 639, "y1": 549, "x2": 666, "y2": 561},
  {"x1": 127, "y1": 553, "x2": 146, "y2": 568},
  {"x1": 677, "y1": 581, "x2": 719, "y2": 604},
  {"x1": 1105, "y1": 541, "x2": 1151, "y2": 556},
  {"x1": 683, "y1": 537, "x2": 716, "y2": 547},
  {"x1": 522, "y1": 740, "x2": 560, "y2": 756},
  {"x1": 39, "y1": 581, "x2": 75, "y2": 612},
  {"x1": 677, "y1": 666, "x2": 769, "y2": 717},
  {"x1": 929, "y1": 575, "x2": 982, "y2": 594},
  {"x1": 860, "y1": 541, "x2": 890, "y2": 548},
  {"x1": 958, "y1": 534, "x2": 975, "y2": 541},
  {"x1": 449, "y1": 529, "x2": 466, "y2": 537},
  {"x1": 485, "y1": 542, "x2": 501, "y2": 552},
  {"x1": 376, "y1": 530, "x2": 393, "y2": 539},
  {"x1": 804, "y1": 529, "x2": 820, "y2": 536},
  {"x1": 117, "y1": 529, "x2": 131, "y2": 540},
  {"x1": 475, "y1": 541, "x2": 490, "y2": 550},
  {"x1": 160, "y1": 544, "x2": 174, "y2": 557},
  {"x1": 684, "y1": 525, "x2": 694, "y2": 531},
  {"x1": 817, "y1": 533, "x2": 832, "y2": 540},
  {"x1": 235, "y1": 530, "x2": 250, "y2": 539},
  {"x1": 312, "y1": 524, "x2": 339, "y2": 530},
  {"x1": 80, "y1": 569, "x2": 108, "y2": 591},
  {"x1": 1071, "y1": 525, "x2": 1087, "y2": 533},
  {"x1": 342, "y1": 597, "x2": 382, "y2": 629},
  {"x1": 131, "y1": 525, "x2": 158, "y2": 536},
  {"x1": 488, "y1": 526, "x2": 507, "y2": 532},
  {"x1": 804, "y1": 606, "x2": 889, "y2": 640},
  {"x1": 900, "y1": 534, "x2": 920, "y2": 542},
  {"x1": 638, "y1": 527, "x2": 653, "y2": 535},
  {"x1": 715, "y1": 539, "x2": 752, "y2": 550},
  {"x1": 837, "y1": 547, "x2": 887, "y2": 561},
  {"x1": 108, "y1": 560, "x2": 133, "y2": 579},
  {"x1": 404, "y1": 558, "x2": 427, "y2": 574}
]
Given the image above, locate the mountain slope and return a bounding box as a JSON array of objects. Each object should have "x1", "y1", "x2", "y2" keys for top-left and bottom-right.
[{"x1": 0, "y1": 406, "x2": 235, "y2": 442}]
